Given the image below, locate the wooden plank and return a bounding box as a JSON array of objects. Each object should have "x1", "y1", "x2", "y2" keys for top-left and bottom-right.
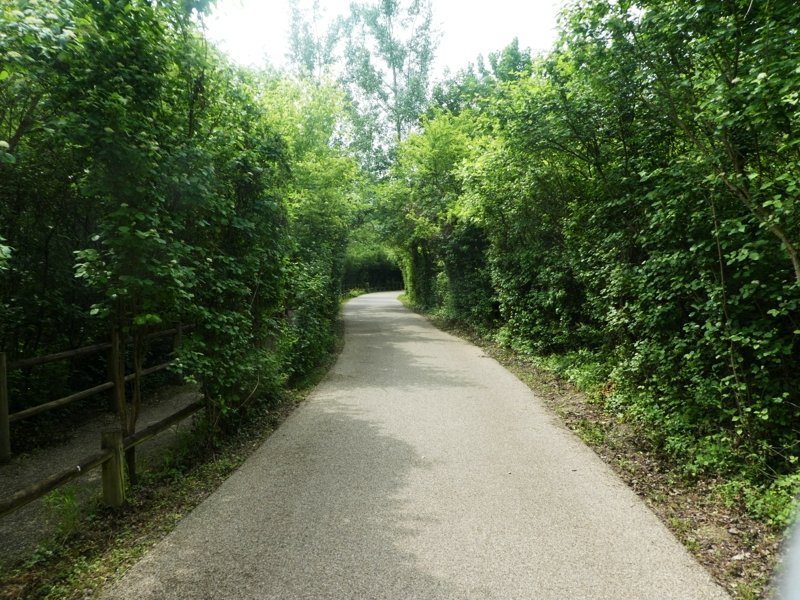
[
  {"x1": 111, "y1": 329, "x2": 127, "y2": 435},
  {"x1": 127, "y1": 334, "x2": 144, "y2": 485},
  {"x1": 124, "y1": 401, "x2": 202, "y2": 450},
  {"x1": 8, "y1": 381, "x2": 114, "y2": 423},
  {"x1": 143, "y1": 325, "x2": 193, "y2": 342},
  {"x1": 141, "y1": 361, "x2": 172, "y2": 377},
  {"x1": 101, "y1": 430, "x2": 125, "y2": 507},
  {"x1": 122, "y1": 361, "x2": 172, "y2": 383},
  {"x1": 7, "y1": 326, "x2": 191, "y2": 371},
  {"x1": 0, "y1": 449, "x2": 111, "y2": 518},
  {"x1": 0, "y1": 352, "x2": 9, "y2": 462},
  {"x1": 8, "y1": 342, "x2": 112, "y2": 371},
  {"x1": 144, "y1": 328, "x2": 178, "y2": 341}
]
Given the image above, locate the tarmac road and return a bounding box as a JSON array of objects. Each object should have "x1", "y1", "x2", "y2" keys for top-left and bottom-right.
[{"x1": 104, "y1": 291, "x2": 729, "y2": 599}]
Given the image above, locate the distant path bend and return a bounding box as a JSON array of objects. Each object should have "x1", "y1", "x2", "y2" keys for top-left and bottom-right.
[{"x1": 105, "y1": 291, "x2": 729, "y2": 599}]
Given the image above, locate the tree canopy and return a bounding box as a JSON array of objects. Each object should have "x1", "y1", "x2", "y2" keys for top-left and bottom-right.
[
  {"x1": 0, "y1": 0, "x2": 358, "y2": 434},
  {"x1": 1, "y1": 0, "x2": 797, "y2": 530},
  {"x1": 374, "y1": 0, "x2": 800, "y2": 525}
]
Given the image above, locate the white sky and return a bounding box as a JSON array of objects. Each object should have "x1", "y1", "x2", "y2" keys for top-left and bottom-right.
[{"x1": 204, "y1": 0, "x2": 567, "y2": 78}]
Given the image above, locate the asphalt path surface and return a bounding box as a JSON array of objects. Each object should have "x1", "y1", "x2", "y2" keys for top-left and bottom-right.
[{"x1": 104, "y1": 292, "x2": 729, "y2": 599}]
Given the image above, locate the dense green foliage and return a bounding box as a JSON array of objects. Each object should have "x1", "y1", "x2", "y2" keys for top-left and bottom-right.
[
  {"x1": 2, "y1": 0, "x2": 797, "y2": 523},
  {"x1": 380, "y1": 0, "x2": 800, "y2": 518},
  {"x1": 286, "y1": 0, "x2": 432, "y2": 287},
  {"x1": 0, "y1": 0, "x2": 356, "y2": 435}
]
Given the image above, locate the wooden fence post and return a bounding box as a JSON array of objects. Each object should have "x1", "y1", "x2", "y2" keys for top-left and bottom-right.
[
  {"x1": 174, "y1": 324, "x2": 183, "y2": 352},
  {"x1": 101, "y1": 430, "x2": 125, "y2": 507},
  {"x1": 110, "y1": 329, "x2": 127, "y2": 434},
  {"x1": 0, "y1": 352, "x2": 10, "y2": 462},
  {"x1": 111, "y1": 329, "x2": 137, "y2": 485}
]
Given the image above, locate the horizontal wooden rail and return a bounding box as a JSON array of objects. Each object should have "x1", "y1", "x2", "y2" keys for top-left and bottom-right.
[
  {"x1": 143, "y1": 325, "x2": 193, "y2": 342},
  {"x1": 9, "y1": 381, "x2": 115, "y2": 423},
  {"x1": 144, "y1": 328, "x2": 178, "y2": 341},
  {"x1": 6, "y1": 325, "x2": 192, "y2": 371},
  {"x1": 0, "y1": 400, "x2": 203, "y2": 518},
  {"x1": 9, "y1": 362, "x2": 175, "y2": 424},
  {"x1": 1, "y1": 325, "x2": 190, "y2": 463},
  {"x1": 124, "y1": 401, "x2": 202, "y2": 450},
  {"x1": 8, "y1": 343, "x2": 113, "y2": 371},
  {"x1": 123, "y1": 361, "x2": 172, "y2": 383},
  {"x1": 0, "y1": 449, "x2": 112, "y2": 518},
  {"x1": 6, "y1": 325, "x2": 194, "y2": 371}
]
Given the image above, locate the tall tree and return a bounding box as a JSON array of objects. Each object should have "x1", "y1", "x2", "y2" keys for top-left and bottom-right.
[
  {"x1": 342, "y1": 0, "x2": 436, "y2": 171},
  {"x1": 287, "y1": 0, "x2": 341, "y2": 78}
]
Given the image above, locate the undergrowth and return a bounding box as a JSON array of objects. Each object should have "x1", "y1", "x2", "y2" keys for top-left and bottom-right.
[
  {"x1": 405, "y1": 299, "x2": 791, "y2": 598},
  {"x1": 0, "y1": 319, "x2": 344, "y2": 600},
  {"x1": 528, "y1": 348, "x2": 800, "y2": 531}
]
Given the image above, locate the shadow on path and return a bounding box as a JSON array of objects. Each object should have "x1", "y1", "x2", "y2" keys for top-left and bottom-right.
[{"x1": 104, "y1": 399, "x2": 473, "y2": 599}]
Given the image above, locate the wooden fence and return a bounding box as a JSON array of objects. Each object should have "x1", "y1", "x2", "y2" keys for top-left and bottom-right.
[
  {"x1": 0, "y1": 326, "x2": 185, "y2": 462},
  {"x1": 0, "y1": 400, "x2": 203, "y2": 517},
  {"x1": 0, "y1": 325, "x2": 204, "y2": 517}
]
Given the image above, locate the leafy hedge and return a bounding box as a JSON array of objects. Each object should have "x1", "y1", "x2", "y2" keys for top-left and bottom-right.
[
  {"x1": 0, "y1": 0, "x2": 356, "y2": 434},
  {"x1": 380, "y1": 0, "x2": 800, "y2": 513}
]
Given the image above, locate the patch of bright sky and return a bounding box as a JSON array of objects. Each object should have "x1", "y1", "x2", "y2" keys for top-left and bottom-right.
[{"x1": 204, "y1": 0, "x2": 568, "y2": 78}]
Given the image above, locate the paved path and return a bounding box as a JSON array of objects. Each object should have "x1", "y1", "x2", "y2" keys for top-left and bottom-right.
[{"x1": 105, "y1": 292, "x2": 728, "y2": 599}]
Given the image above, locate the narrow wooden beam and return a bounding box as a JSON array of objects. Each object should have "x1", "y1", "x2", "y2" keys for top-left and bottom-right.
[
  {"x1": 9, "y1": 381, "x2": 114, "y2": 423},
  {"x1": 110, "y1": 329, "x2": 127, "y2": 434},
  {"x1": 101, "y1": 430, "x2": 126, "y2": 507},
  {"x1": 123, "y1": 401, "x2": 202, "y2": 450},
  {"x1": 0, "y1": 352, "x2": 10, "y2": 462},
  {"x1": 122, "y1": 361, "x2": 172, "y2": 383},
  {"x1": 0, "y1": 450, "x2": 111, "y2": 518},
  {"x1": 8, "y1": 342, "x2": 112, "y2": 371}
]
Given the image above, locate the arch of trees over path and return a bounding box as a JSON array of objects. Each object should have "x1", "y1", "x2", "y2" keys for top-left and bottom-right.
[{"x1": 1, "y1": 0, "x2": 798, "y2": 527}]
